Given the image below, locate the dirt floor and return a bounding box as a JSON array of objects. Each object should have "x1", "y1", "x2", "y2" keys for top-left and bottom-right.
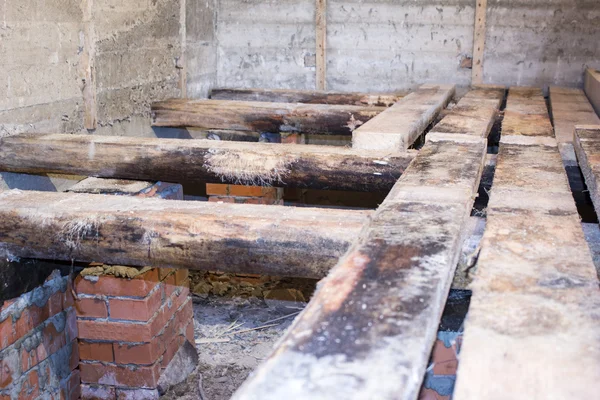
[{"x1": 160, "y1": 272, "x2": 315, "y2": 400}]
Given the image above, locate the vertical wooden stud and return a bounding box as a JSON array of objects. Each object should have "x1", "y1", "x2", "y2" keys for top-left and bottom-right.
[
  {"x1": 316, "y1": 0, "x2": 327, "y2": 91},
  {"x1": 471, "y1": 0, "x2": 487, "y2": 85}
]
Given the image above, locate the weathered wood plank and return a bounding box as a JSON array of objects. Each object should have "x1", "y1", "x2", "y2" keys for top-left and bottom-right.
[
  {"x1": 0, "y1": 190, "x2": 368, "y2": 279},
  {"x1": 501, "y1": 87, "x2": 554, "y2": 137},
  {"x1": 454, "y1": 90, "x2": 600, "y2": 400},
  {"x1": 151, "y1": 99, "x2": 383, "y2": 135},
  {"x1": 352, "y1": 84, "x2": 455, "y2": 151},
  {"x1": 471, "y1": 0, "x2": 488, "y2": 84},
  {"x1": 550, "y1": 87, "x2": 600, "y2": 144},
  {"x1": 585, "y1": 68, "x2": 600, "y2": 117},
  {"x1": 316, "y1": 0, "x2": 327, "y2": 90},
  {"x1": 574, "y1": 126, "x2": 600, "y2": 219},
  {"x1": 0, "y1": 134, "x2": 416, "y2": 192},
  {"x1": 210, "y1": 88, "x2": 405, "y2": 107},
  {"x1": 430, "y1": 87, "x2": 504, "y2": 137},
  {"x1": 232, "y1": 132, "x2": 487, "y2": 400}
]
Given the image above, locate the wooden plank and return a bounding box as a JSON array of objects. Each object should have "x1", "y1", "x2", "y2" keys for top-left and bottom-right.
[
  {"x1": 210, "y1": 88, "x2": 405, "y2": 107},
  {"x1": 151, "y1": 99, "x2": 383, "y2": 135},
  {"x1": 454, "y1": 90, "x2": 600, "y2": 400},
  {"x1": 352, "y1": 84, "x2": 455, "y2": 151},
  {"x1": 0, "y1": 190, "x2": 368, "y2": 279},
  {"x1": 471, "y1": 0, "x2": 488, "y2": 84},
  {"x1": 574, "y1": 125, "x2": 600, "y2": 218},
  {"x1": 430, "y1": 87, "x2": 504, "y2": 137},
  {"x1": 0, "y1": 134, "x2": 416, "y2": 192},
  {"x1": 316, "y1": 0, "x2": 327, "y2": 90},
  {"x1": 550, "y1": 87, "x2": 600, "y2": 143},
  {"x1": 584, "y1": 68, "x2": 600, "y2": 117},
  {"x1": 501, "y1": 87, "x2": 554, "y2": 137},
  {"x1": 233, "y1": 132, "x2": 487, "y2": 399},
  {"x1": 68, "y1": 177, "x2": 184, "y2": 200}
]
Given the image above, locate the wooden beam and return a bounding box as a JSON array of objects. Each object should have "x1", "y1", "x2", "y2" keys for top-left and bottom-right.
[
  {"x1": 210, "y1": 88, "x2": 405, "y2": 107},
  {"x1": 0, "y1": 134, "x2": 416, "y2": 192},
  {"x1": 233, "y1": 131, "x2": 487, "y2": 399},
  {"x1": 501, "y1": 87, "x2": 554, "y2": 137},
  {"x1": 430, "y1": 87, "x2": 504, "y2": 137},
  {"x1": 574, "y1": 125, "x2": 600, "y2": 218},
  {"x1": 454, "y1": 90, "x2": 600, "y2": 399},
  {"x1": 584, "y1": 68, "x2": 600, "y2": 117},
  {"x1": 550, "y1": 87, "x2": 600, "y2": 144},
  {"x1": 316, "y1": 0, "x2": 327, "y2": 90},
  {"x1": 151, "y1": 99, "x2": 383, "y2": 135},
  {"x1": 471, "y1": 0, "x2": 488, "y2": 84},
  {"x1": 352, "y1": 84, "x2": 455, "y2": 151},
  {"x1": 0, "y1": 190, "x2": 368, "y2": 279}
]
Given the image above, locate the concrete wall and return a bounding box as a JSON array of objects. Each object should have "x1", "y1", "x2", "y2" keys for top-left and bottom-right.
[
  {"x1": 482, "y1": 0, "x2": 600, "y2": 87},
  {"x1": 0, "y1": 0, "x2": 183, "y2": 138},
  {"x1": 195, "y1": 0, "x2": 600, "y2": 93},
  {"x1": 186, "y1": 0, "x2": 218, "y2": 98}
]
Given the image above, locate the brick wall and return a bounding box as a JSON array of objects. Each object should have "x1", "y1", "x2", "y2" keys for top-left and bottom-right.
[
  {"x1": 75, "y1": 268, "x2": 194, "y2": 400},
  {"x1": 0, "y1": 271, "x2": 80, "y2": 400}
]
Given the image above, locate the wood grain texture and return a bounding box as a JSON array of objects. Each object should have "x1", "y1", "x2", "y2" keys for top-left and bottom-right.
[
  {"x1": 550, "y1": 87, "x2": 600, "y2": 143},
  {"x1": 232, "y1": 132, "x2": 487, "y2": 400},
  {"x1": 210, "y1": 88, "x2": 405, "y2": 107},
  {"x1": 316, "y1": 0, "x2": 327, "y2": 90},
  {"x1": 471, "y1": 0, "x2": 487, "y2": 84},
  {"x1": 352, "y1": 84, "x2": 455, "y2": 151},
  {"x1": 584, "y1": 68, "x2": 600, "y2": 117},
  {"x1": 151, "y1": 99, "x2": 383, "y2": 135},
  {"x1": 0, "y1": 190, "x2": 368, "y2": 279},
  {"x1": 430, "y1": 87, "x2": 504, "y2": 137},
  {"x1": 501, "y1": 87, "x2": 554, "y2": 137},
  {"x1": 0, "y1": 134, "x2": 416, "y2": 192},
  {"x1": 454, "y1": 91, "x2": 600, "y2": 400},
  {"x1": 574, "y1": 126, "x2": 600, "y2": 219}
]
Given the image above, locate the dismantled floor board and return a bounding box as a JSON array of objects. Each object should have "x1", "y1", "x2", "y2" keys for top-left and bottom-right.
[
  {"x1": 430, "y1": 87, "x2": 504, "y2": 137},
  {"x1": 151, "y1": 99, "x2": 383, "y2": 135},
  {"x1": 454, "y1": 89, "x2": 600, "y2": 400},
  {"x1": 573, "y1": 126, "x2": 600, "y2": 218},
  {"x1": 0, "y1": 190, "x2": 368, "y2": 279},
  {"x1": 501, "y1": 87, "x2": 554, "y2": 137},
  {"x1": 585, "y1": 68, "x2": 600, "y2": 117},
  {"x1": 233, "y1": 133, "x2": 488, "y2": 400},
  {"x1": 0, "y1": 134, "x2": 416, "y2": 192},
  {"x1": 210, "y1": 88, "x2": 406, "y2": 107},
  {"x1": 550, "y1": 87, "x2": 600, "y2": 144},
  {"x1": 352, "y1": 84, "x2": 455, "y2": 151}
]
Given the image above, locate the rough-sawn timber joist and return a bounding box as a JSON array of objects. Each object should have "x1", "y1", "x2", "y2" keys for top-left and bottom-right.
[
  {"x1": 233, "y1": 131, "x2": 488, "y2": 400},
  {"x1": 573, "y1": 125, "x2": 600, "y2": 220},
  {"x1": 0, "y1": 134, "x2": 416, "y2": 192},
  {"x1": 210, "y1": 88, "x2": 406, "y2": 107},
  {"x1": 454, "y1": 89, "x2": 600, "y2": 400},
  {"x1": 151, "y1": 98, "x2": 384, "y2": 135},
  {"x1": 352, "y1": 84, "x2": 455, "y2": 151},
  {"x1": 550, "y1": 87, "x2": 600, "y2": 144},
  {"x1": 0, "y1": 190, "x2": 368, "y2": 279}
]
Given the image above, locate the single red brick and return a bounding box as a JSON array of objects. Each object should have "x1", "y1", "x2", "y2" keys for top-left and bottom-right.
[
  {"x1": 113, "y1": 341, "x2": 162, "y2": 366},
  {"x1": 77, "y1": 319, "x2": 152, "y2": 343},
  {"x1": 76, "y1": 298, "x2": 108, "y2": 319},
  {"x1": 0, "y1": 317, "x2": 16, "y2": 351},
  {"x1": 161, "y1": 335, "x2": 184, "y2": 369},
  {"x1": 81, "y1": 384, "x2": 116, "y2": 400},
  {"x1": 185, "y1": 321, "x2": 195, "y2": 344},
  {"x1": 163, "y1": 274, "x2": 177, "y2": 299},
  {"x1": 79, "y1": 342, "x2": 114, "y2": 363},
  {"x1": 14, "y1": 309, "x2": 35, "y2": 343},
  {"x1": 158, "y1": 268, "x2": 175, "y2": 282},
  {"x1": 431, "y1": 338, "x2": 459, "y2": 376},
  {"x1": 74, "y1": 269, "x2": 159, "y2": 298},
  {"x1": 21, "y1": 323, "x2": 68, "y2": 372},
  {"x1": 80, "y1": 362, "x2": 161, "y2": 389},
  {"x1": 174, "y1": 269, "x2": 189, "y2": 287},
  {"x1": 150, "y1": 288, "x2": 190, "y2": 338},
  {"x1": 108, "y1": 287, "x2": 163, "y2": 322}
]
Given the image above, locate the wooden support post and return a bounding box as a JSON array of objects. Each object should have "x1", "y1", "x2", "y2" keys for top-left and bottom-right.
[
  {"x1": 573, "y1": 125, "x2": 600, "y2": 218},
  {"x1": 550, "y1": 87, "x2": 600, "y2": 144},
  {"x1": 454, "y1": 89, "x2": 600, "y2": 399},
  {"x1": 316, "y1": 0, "x2": 327, "y2": 90},
  {"x1": 0, "y1": 190, "x2": 368, "y2": 279},
  {"x1": 232, "y1": 89, "x2": 505, "y2": 400},
  {"x1": 151, "y1": 99, "x2": 383, "y2": 135},
  {"x1": 584, "y1": 68, "x2": 600, "y2": 117},
  {"x1": 0, "y1": 134, "x2": 416, "y2": 192},
  {"x1": 210, "y1": 88, "x2": 405, "y2": 107},
  {"x1": 352, "y1": 84, "x2": 455, "y2": 151},
  {"x1": 471, "y1": 0, "x2": 487, "y2": 84}
]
